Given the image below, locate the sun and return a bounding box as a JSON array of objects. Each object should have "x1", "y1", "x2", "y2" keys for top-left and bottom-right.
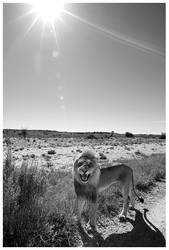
[{"x1": 32, "y1": 2, "x2": 65, "y2": 24}]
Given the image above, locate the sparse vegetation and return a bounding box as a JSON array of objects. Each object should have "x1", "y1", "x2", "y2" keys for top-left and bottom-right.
[
  {"x1": 3, "y1": 144, "x2": 165, "y2": 246},
  {"x1": 3, "y1": 128, "x2": 165, "y2": 246}
]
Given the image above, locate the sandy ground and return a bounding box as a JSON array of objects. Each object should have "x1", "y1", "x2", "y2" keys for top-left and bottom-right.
[
  {"x1": 77, "y1": 181, "x2": 166, "y2": 247},
  {"x1": 3, "y1": 137, "x2": 165, "y2": 170}
]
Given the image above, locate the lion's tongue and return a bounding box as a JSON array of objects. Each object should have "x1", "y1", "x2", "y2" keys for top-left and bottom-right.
[{"x1": 81, "y1": 175, "x2": 88, "y2": 181}]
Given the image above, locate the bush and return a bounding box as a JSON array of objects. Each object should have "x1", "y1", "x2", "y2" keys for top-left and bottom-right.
[
  {"x1": 125, "y1": 132, "x2": 134, "y2": 138},
  {"x1": 86, "y1": 134, "x2": 97, "y2": 139},
  {"x1": 47, "y1": 150, "x2": 56, "y2": 155},
  {"x1": 20, "y1": 129, "x2": 28, "y2": 139},
  {"x1": 109, "y1": 131, "x2": 115, "y2": 138},
  {"x1": 159, "y1": 133, "x2": 166, "y2": 139},
  {"x1": 99, "y1": 152, "x2": 107, "y2": 160}
]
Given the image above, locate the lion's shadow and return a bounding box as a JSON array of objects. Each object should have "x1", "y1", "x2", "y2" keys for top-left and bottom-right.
[{"x1": 78, "y1": 208, "x2": 165, "y2": 247}]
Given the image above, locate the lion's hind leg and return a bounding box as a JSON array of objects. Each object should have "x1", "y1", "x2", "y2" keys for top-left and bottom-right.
[
  {"x1": 129, "y1": 186, "x2": 135, "y2": 210},
  {"x1": 119, "y1": 180, "x2": 130, "y2": 221}
]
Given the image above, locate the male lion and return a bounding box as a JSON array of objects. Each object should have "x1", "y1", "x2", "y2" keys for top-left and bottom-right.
[{"x1": 73, "y1": 151, "x2": 144, "y2": 230}]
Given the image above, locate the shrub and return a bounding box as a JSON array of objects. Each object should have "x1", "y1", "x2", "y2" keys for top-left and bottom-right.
[
  {"x1": 135, "y1": 150, "x2": 141, "y2": 156},
  {"x1": 125, "y1": 132, "x2": 134, "y2": 138},
  {"x1": 20, "y1": 129, "x2": 28, "y2": 139},
  {"x1": 76, "y1": 149, "x2": 82, "y2": 153},
  {"x1": 47, "y1": 150, "x2": 56, "y2": 155},
  {"x1": 109, "y1": 131, "x2": 115, "y2": 138},
  {"x1": 86, "y1": 134, "x2": 97, "y2": 139},
  {"x1": 99, "y1": 152, "x2": 107, "y2": 160},
  {"x1": 159, "y1": 133, "x2": 166, "y2": 139}
]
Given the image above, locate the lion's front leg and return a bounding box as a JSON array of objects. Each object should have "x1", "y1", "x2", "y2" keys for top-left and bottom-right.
[
  {"x1": 89, "y1": 201, "x2": 97, "y2": 230},
  {"x1": 76, "y1": 196, "x2": 85, "y2": 227}
]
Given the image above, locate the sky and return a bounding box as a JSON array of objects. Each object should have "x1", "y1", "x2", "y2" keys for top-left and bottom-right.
[{"x1": 3, "y1": 3, "x2": 165, "y2": 134}]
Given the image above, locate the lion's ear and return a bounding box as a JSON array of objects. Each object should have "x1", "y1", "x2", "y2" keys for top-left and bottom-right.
[
  {"x1": 95, "y1": 157, "x2": 101, "y2": 169},
  {"x1": 73, "y1": 150, "x2": 84, "y2": 162},
  {"x1": 95, "y1": 156, "x2": 99, "y2": 164},
  {"x1": 73, "y1": 154, "x2": 81, "y2": 166},
  {"x1": 74, "y1": 158, "x2": 79, "y2": 167}
]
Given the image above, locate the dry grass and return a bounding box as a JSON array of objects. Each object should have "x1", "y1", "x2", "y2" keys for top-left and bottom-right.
[
  {"x1": 98, "y1": 153, "x2": 165, "y2": 216},
  {"x1": 120, "y1": 153, "x2": 165, "y2": 191},
  {"x1": 3, "y1": 148, "x2": 78, "y2": 247},
  {"x1": 3, "y1": 146, "x2": 165, "y2": 247}
]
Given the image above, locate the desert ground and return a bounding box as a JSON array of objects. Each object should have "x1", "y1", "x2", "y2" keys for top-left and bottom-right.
[
  {"x1": 3, "y1": 129, "x2": 166, "y2": 247},
  {"x1": 3, "y1": 129, "x2": 165, "y2": 170}
]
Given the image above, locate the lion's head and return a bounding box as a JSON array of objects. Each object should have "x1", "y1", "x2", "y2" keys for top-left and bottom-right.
[{"x1": 73, "y1": 151, "x2": 100, "y2": 186}]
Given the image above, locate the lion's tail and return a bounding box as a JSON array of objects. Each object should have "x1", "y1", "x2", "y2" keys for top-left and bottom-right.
[{"x1": 131, "y1": 173, "x2": 144, "y2": 203}]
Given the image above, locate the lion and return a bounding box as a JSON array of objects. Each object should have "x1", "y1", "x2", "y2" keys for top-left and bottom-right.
[{"x1": 73, "y1": 150, "x2": 144, "y2": 230}]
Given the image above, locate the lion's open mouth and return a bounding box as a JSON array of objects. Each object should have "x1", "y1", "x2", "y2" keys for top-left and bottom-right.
[{"x1": 80, "y1": 174, "x2": 90, "y2": 183}]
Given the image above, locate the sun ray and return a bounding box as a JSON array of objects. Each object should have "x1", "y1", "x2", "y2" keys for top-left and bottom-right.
[
  {"x1": 13, "y1": 8, "x2": 35, "y2": 23},
  {"x1": 23, "y1": 15, "x2": 39, "y2": 38},
  {"x1": 51, "y1": 23, "x2": 58, "y2": 43},
  {"x1": 39, "y1": 23, "x2": 45, "y2": 49},
  {"x1": 64, "y1": 10, "x2": 164, "y2": 57}
]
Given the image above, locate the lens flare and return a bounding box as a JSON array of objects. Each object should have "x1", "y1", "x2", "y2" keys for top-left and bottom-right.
[{"x1": 32, "y1": 2, "x2": 64, "y2": 24}]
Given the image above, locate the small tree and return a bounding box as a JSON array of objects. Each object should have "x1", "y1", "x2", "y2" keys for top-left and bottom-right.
[
  {"x1": 20, "y1": 129, "x2": 27, "y2": 139},
  {"x1": 110, "y1": 131, "x2": 114, "y2": 136}
]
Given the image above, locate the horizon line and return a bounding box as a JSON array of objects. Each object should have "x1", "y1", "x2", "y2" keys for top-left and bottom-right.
[{"x1": 3, "y1": 128, "x2": 165, "y2": 135}]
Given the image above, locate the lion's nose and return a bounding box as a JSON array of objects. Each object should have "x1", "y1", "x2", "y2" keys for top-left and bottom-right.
[{"x1": 80, "y1": 167, "x2": 89, "y2": 175}]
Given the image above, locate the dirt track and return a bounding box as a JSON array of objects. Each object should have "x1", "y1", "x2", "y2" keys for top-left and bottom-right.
[{"x1": 78, "y1": 181, "x2": 166, "y2": 247}]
